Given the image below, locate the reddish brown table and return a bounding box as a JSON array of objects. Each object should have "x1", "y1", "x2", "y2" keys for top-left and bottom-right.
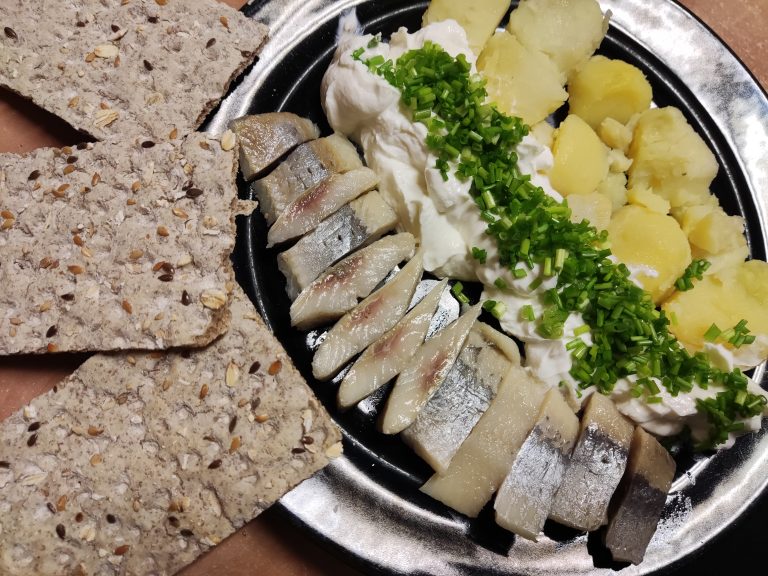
[{"x1": 1, "y1": 1, "x2": 766, "y2": 575}]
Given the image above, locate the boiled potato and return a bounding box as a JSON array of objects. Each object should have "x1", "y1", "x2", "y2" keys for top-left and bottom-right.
[
  {"x1": 597, "y1": 171, "x2": 628, "y2": 212},
  {"x1": 567, "y1": 192, "x2": 612, "y2": 230},
  {"x1": 598, "y1": 117, "x2": 633, "y2": 152},
  {"x1": 478, "y1": 31, "x2": 568, "y2": 125},
  {"x1": 423, "y1": 0, "x2": 512, "y2": 56},
  {"x1": 628, "y1": 107, "x2": 719, "y2": 208},
  {"x1": 627, "y1": 186, "x2": 670, "y2": 215},
  {"x1": 607, "y1": 204, "x2": 691, "y2": 303},
  {"x1": 530, "y1": 121, "x2": 555, "y2": 148},
  {"x1": 674, "y1": 204, "x2": 749, "y2": 273},
  {"x1": 549, "y1": 114, "x2": 609, "y2": 196},
  {"x1": 568, "y1": 56, "x2": 653, "y2": 129},
  {"x1": 692, "y1": 244, "x2": 749, "y2": 275},
  {"x1": 607, "y1": 148, "x2": 632, "y2": 173},
  {"x1": 678, "y1": 205, "x2": 746, "y2": 255},
  {"x1": 506, "y1": 0, "x2": 608, "y2": 77},
  {"x1": 663, "y1": 260, "x2": 768, "y2": 350}
]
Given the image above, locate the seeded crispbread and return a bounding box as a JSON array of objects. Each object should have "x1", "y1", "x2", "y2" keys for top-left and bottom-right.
[
  {"x1": 0, "y1": 0, "x2": 268, "y2": 141},
  {"x1": 0, "y1": 132, "x2": 242, "y2": 355},
  {"x1": 0, "y1": 284, "x2": 343, "y2": 576}
]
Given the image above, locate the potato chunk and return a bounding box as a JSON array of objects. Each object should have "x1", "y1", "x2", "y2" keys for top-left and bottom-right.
[
  {"x1": 628, "y1": 107, "x2": 719, "y2": 209},
  {"x1": 674, "y1": 204, "x2": 749, "y2": 274},
  {"x1": 506, "y1": 0, "x2": 608, "y2": 77},
  {"x1": 678, "y1": 205, "x2": 746, "y2": 255},
  {"x1": 423, "y1": 0, "x2": 512, "y2": 56},
  {"x1": 663, "y1": 260, "x2": 768, "y2": 350},
  {"x1": 627, "y1": 186, "x2": 671, "y2": 215},
  {"x1": 568, "y1": 56, "x2": 653, "y2": 129},
  {"x1": 477, "y1": 31, "x2": 568, "y2": 125},
  {"x1": 568, "y1": 192, "x2": 612, "y2": 230},
  {"x1": 549, "y1": 114, "x2": 609, "y2": 197},
  {"x1": 597, "y1": 171, "x2": 628, "y2": 212},
  {"x1": 607, "y1": 205, "x2": 691, "y2": 303},
  {"x1": 599, "y1": 117, "x2": 634, "y2": 153}
]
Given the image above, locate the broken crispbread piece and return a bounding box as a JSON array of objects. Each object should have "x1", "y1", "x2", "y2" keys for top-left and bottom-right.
[
  {"x1": 0, "y1": 284, "x2": 342, "y2": 576},
  {"x1": 0, "y1": 0, "x2": 268, "y2": 141},
  {"x1": 0, "y1": 132, "x2": 242, "y2": 355}
]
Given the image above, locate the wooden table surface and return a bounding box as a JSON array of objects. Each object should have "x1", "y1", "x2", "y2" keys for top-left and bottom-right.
[{"x1": 1, "y1": 1, "x2": 766, "y2": 575}]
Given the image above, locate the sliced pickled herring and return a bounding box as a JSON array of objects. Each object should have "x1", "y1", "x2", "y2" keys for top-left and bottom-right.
[
  {"x1": 291, "y1": 233, "x2": 416, "y2": 330},
  {"x1": 379, "y1": 303, "x2": 482, "y2": 435},
  {"x1": 252, "y1": 133, "x2": 362, "y2": 225},
  {"x1": 312, "y1": 252, "x2": 424, "y2": 381},
  {"x1": 494, "y1": 388, "x2": 580, "y2": 541},
  {"x1": 419, "y1": 365, "x2": 547, "y2": 517},
  {"x1": 337, "y1": 279, "x2": 448, "y2": 410},
  {"x1": 277, "y1": 190, "x2": 398, "y2": 299},
  {"x1": 229, "y1": 112, "x2": 319, "y2": 180},
  {"x1": 604, "y1": 426, "x2": 676, "y2": 565},
  {"x1": 401, "y1": 322, "x2": 520, "y2": 473},
  {"x1": 549, "y1": 391, "x2": 634, "y2": 531},
  {"x1": 267, "y1": 167, "x2": 379, "y2": 247}
]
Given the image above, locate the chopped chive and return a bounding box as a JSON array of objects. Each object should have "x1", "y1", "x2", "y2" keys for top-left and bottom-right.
[
  {"x1": 489, "y1": 300, "x2": 506, "y2": 319},
  {"x1": 543, "y1": 257, "x2": 553, "y2": 277},
  {"x1": 520, "y1": 304, "x2": 535, "y2": 322},
  {"x1": 528, "y1": 276, "x2": 543, "y2": 291},
  {"x1": 704, "y1": 323, "x2": 722, "y2": 342},
  {"x1": 471, "y1": 246, "x2": 487, "y2": 264},
  {"x1": 574, "y1": 324, "x2": 590, "y2": 336},
  {"x1": 481, "y1": 190, "x2": 496, "y2": 210}
]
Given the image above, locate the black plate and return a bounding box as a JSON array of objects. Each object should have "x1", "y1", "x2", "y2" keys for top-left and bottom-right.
[{"x1": 206, "y1": 1, "x2": 768, "y2": 574}]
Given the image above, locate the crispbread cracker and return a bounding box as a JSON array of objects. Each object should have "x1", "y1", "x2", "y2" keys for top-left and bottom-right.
[
  {"x1": 0, "y1": 132, "x2": 241, "y2": 355},
  {"x1": 0, "y1": 285, "x2": 342, "y2": 576},
  {"x1": 0, "y1": 0, "x2": 268, "y2": 141}
]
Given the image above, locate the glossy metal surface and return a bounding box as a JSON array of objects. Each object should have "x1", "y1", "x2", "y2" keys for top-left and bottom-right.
[{"x1": 208, "y1": 1, "x2": 768, "y2": 574}]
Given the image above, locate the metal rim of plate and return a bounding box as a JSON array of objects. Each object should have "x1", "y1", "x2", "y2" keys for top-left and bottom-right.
[{"x1": 206, "y1": 1, "x2": 768, "y2": 575}]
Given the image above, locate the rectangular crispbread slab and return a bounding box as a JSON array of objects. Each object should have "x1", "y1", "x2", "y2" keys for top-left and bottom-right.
[
  {"x1": 0, "y1": 284, "x2": 342, "y2": 576},
  {"x1": 0, "y1": 132, "x2": 242, "y2": 355},
  {"x1": 0, "y1": 0, "x2": 268, "y2": 141}
]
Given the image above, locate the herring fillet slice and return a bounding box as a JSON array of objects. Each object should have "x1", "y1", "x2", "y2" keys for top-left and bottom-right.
[
  {"x1": 312, "y1": 252, "x2": 424, "y2": 381},
  {"x1": 494, "y1": 388, "x2": 579, "y2": 541},
  {"x1": 604, "y1": 426, "x2": 676, "y2": 565},
  {"x1": 230, "y1": 113, "x2": 320, "y2": 181},
  {"x1": 267, "y1": 167, "x2": 379, "y2": 246},
  {"x1": 253, "y1": 134, "x2": 363, "y2": 225},
  {"x1": 277, "y1": 190, "x2": 398, "y2": 299},
  {"x1": 0, "y1": 285, "x2": 342, "y2": 576},
  {"x1": 291, "y1": 233, "x2": 416, "y2": 330},
  {"x1": 379, "y1": 303, "x2": 482, "y2": 435},
  {"x1": 337, "y1": 279, "x2": 448, "y2": 410},
  {"x1": 0, "y1": 0, "x2": 268, "y2": 141},
  {"x1": 420, "y1": 365, "x2": 547, "y2": 518},
  {"x1": 400, "y1": 322, "x2": 519, "y2": 473},
  {"x1": 549, "y1": 391, "x2": 635, "y2": 531},
  {"x1": 0, "y1": 132, "x2": 242, "y2": 356}
]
